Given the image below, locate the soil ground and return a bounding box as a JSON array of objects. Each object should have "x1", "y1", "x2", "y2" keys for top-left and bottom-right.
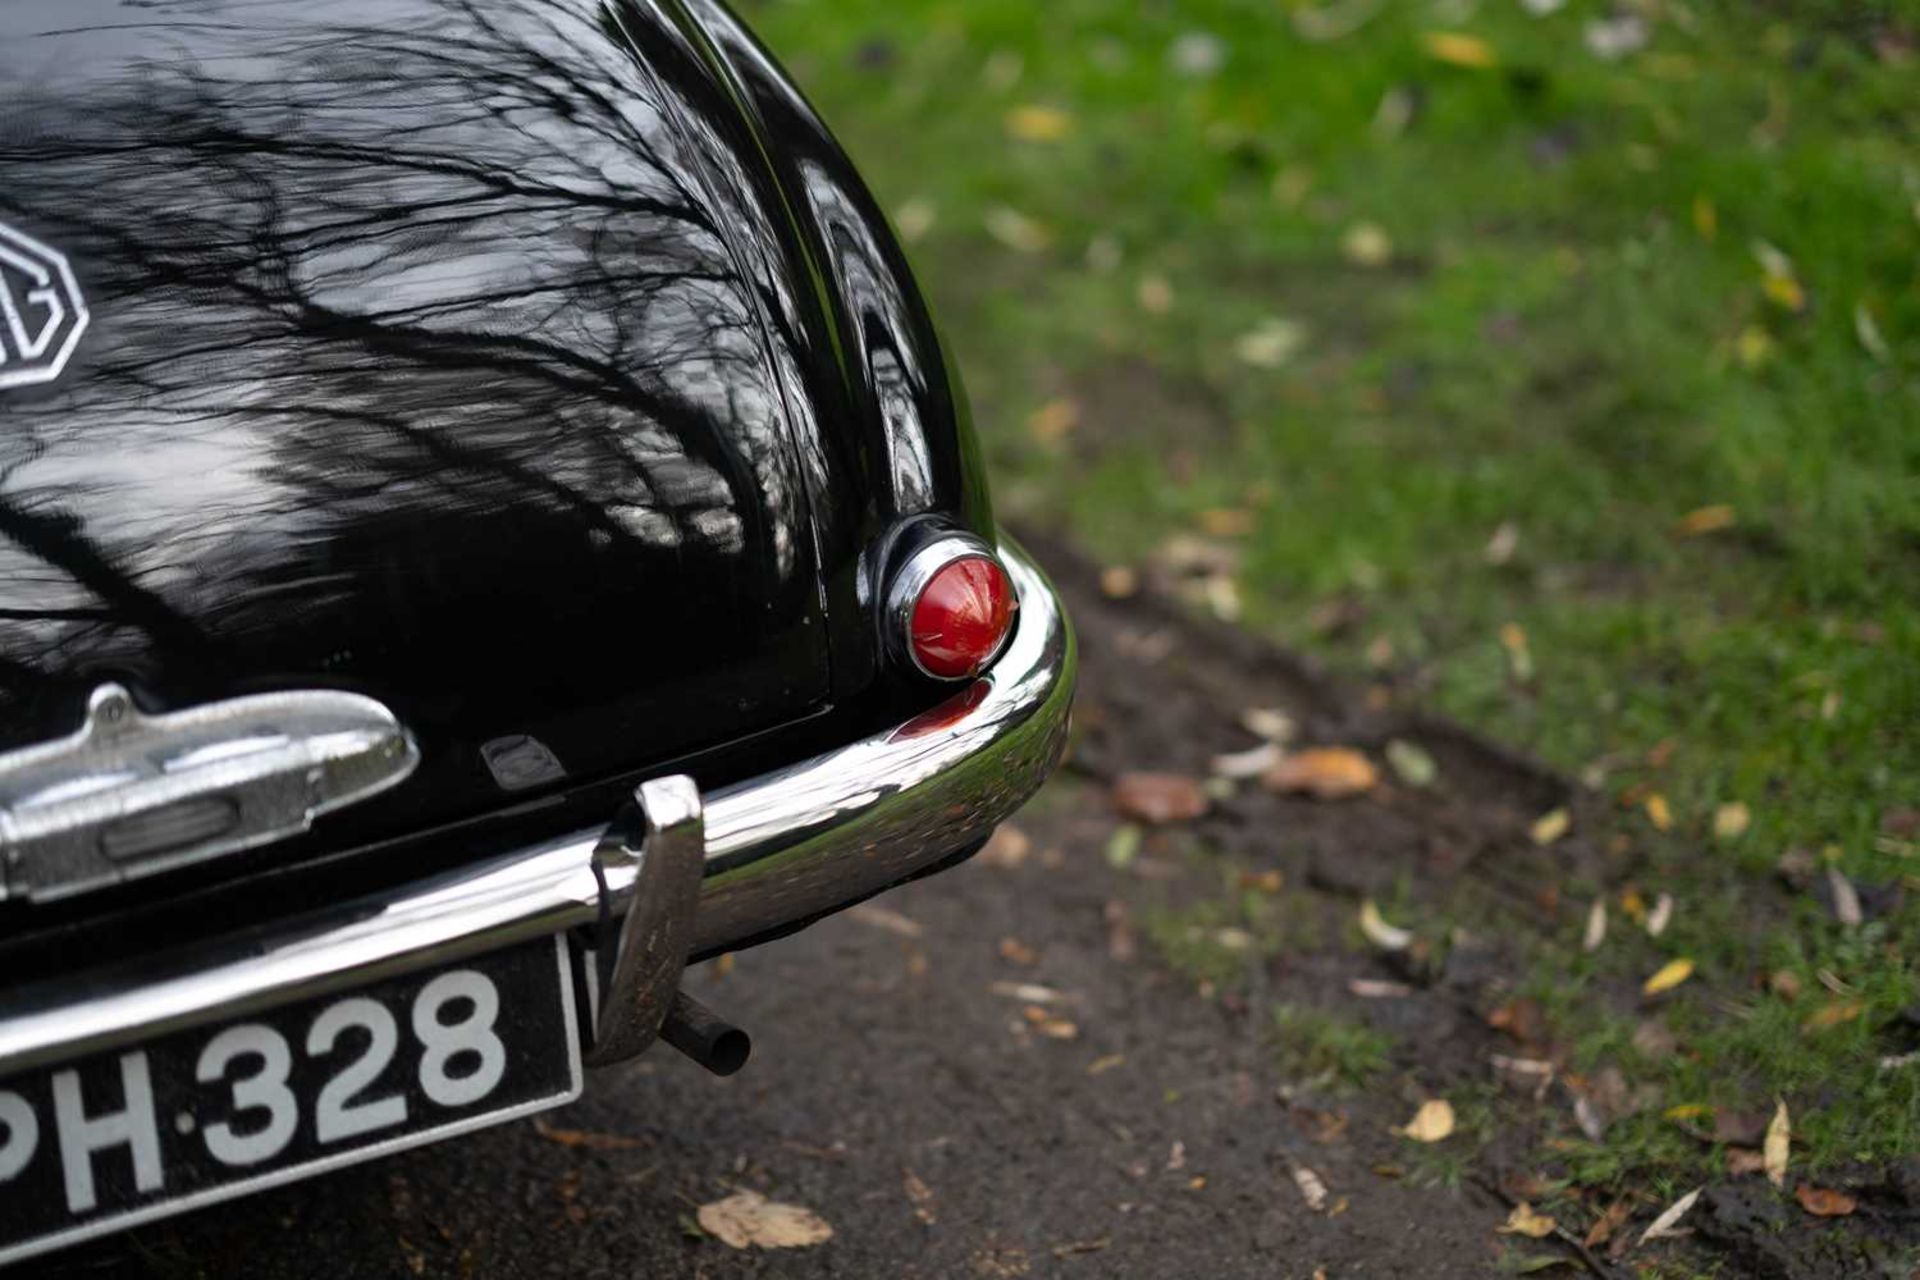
[{"x1": 50, "y1": 540, "x2": 1917, "y2": 1279}]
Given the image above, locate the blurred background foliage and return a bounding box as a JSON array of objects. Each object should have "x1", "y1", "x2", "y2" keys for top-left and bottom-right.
[{"x1": 745, "y1": 0, "x2": 1918, "y2": 1171}]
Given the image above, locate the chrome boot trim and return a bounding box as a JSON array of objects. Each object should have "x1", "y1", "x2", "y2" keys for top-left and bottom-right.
[
  {"x1": 0, "y1": 684, "x2": 420, "y2": 903},
  {"x1": 585, "y1": 776, "x2": 704, "y2": 1066}
]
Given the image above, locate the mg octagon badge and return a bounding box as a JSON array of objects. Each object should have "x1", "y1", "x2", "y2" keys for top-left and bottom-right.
[{"x1": 0, "y1": 219, "x2": 89, "y2": 390}]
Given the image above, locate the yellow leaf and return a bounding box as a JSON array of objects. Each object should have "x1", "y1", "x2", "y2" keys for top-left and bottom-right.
[
  {"x1": 1396, "y1": 1098, "x2": 1456, "y2": 1142},
  {"x1": 1264, "y1": 747, "x2": 1379, "y2": 799},
  {"x1": 1004, "y1": 104, "x2": 1073, "y2": 142},
  {"x1": 1736, "y1": 326, "x2": 1775, "y2": 369},
  {"x1": 1498, "y1": 1203, "x2": 1557, "y2": 1238},
  {"x1": 1674, "y1": 504, "x2": 1737, "y2": 537},
  {"x1": 1340, "y1": 221, "x2": 1393, "y2": 268},
  {"x1": 1422, "y1": 31, "x2": 1498, "y2": 69},
  {"x1": 1664, "y1": 1103, "x2": 1709, "y2": 1121},
  {"x1": 1714, "y1": 802, "x2": 1751, "y2": 840},
  {"x1": 1643, "y1": 957, "x2": 1694, "y2": 996},
  {"x1": 1692, "y1": 194, "x2": 1718, "y2": 241},
  {"x1": 1137, "y1": 273, "x2": 1174, "y2": 314},
  {"x1": 1803, "y1": 999, "x2": 1862, "y2": 1031},
  {"x1": 1762, "y1": 273, "x2": 1807, "y2": 312},
  {"x1": 983, "y1": 206, "x2": 1051, "y2": 254},
  {"x1": 1645, "y1": 793, "x2": 1673, "y2": 832},
  {"x1": 1499, "y1": 622, "x2": 1534, "y2": 681},
  {"x1": 1358, "y1": 899, "x2": 1414, "y2": 951},
  {"x1": 1763, "y1": 1099, "x2": 1790, "y2": 1188},
  {"x1": 1198, "y1": 507, "x2": 1255, "y2": 538},
  {"x1": 1025, "y1": 397, "x2": 1080, "y2": 445},
  {"x1": 1530, "y1": 807, "x2": 1571, "y2": 846}
]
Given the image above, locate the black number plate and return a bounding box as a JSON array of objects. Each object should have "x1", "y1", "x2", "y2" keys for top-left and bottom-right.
[{"x1": 0, "y1": 935, "x2": 581, "y2": 1264}]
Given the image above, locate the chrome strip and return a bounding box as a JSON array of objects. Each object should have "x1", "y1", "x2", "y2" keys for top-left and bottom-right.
[
  {"x1": 0, "y1": 541, "x2": 1074, "y2": 1073},
  {"x1": 0, "y1": 684, "x2": 420, "y2": 904}
]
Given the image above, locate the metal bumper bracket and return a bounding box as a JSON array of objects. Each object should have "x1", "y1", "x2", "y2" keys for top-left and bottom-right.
[{"x1": 584, "y1": 775, "x2": 705, "y2": 1066}]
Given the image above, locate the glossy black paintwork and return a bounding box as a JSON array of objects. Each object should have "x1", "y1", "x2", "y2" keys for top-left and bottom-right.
[{"x1": 0, "y1": 0, "x2": 989, "y2": 868}]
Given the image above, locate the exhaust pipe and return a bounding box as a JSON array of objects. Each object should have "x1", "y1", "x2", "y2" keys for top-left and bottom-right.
[{"x1": 660, "y1": 989, "x2": 751, "y2": 1076}]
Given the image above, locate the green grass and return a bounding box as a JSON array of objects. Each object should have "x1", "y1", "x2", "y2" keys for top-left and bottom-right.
[
  {"x1": 1270, "y1": 1002, "x2": 1394, "y2": 1089},
  {"x1": 745, "y1": 0, "x2": 1920, "y2": 1181}
]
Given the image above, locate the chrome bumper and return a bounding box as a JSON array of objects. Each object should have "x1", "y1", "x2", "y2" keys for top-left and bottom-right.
[{"x1": 0, "y1": 542, "x2": 1074, "y2": 1074}]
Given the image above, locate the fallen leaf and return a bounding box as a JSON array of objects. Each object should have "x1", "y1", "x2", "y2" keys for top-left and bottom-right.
[
  {"x1": 1714, "y1": 802, "x2": 1751, "y2": 840},
  {"x1": 1499, "y1": 1203, "x2": 1557, "y2": 1238},
  {"x1": 979, "y1": 824, "x2": 1032, "y2": 869},
  {"x1": 1340, "y1": 222, "x2": 1393, "y2": 267},
  {"x1": 1023, "y1": 1004, "x2": 1079, "y2": 1039},
  {"x1": 1763, "y1": 1099, "x2": 1790, "y2": 1187},
  {"x1": 1826, "y1": 865, "x2": 1863, "y2": 928},
  {"x1": 1484, "y1": 520, "x2": 1520, "y2": 564},
  {"x1": 1674, "y1": 504, "x2": 1736, "y2": 537},
  {"x1": 998, "y1": 936, "x2": 1039, "y2": 967},
  {"x1": 1794, "y1": 1184, "x2": 1857, "y2": 1217},
  {"x1": 1292, "y1": 0, "x2": 1384, "y2": 43},
  {"x1": 1855, "y1": 302, "x2": 1891, "y2": 362},
  {"x1": 990, "y1": 981, "x2": 1070, "y2": 1004},
  {"x1": 1290, "y1": 1161, "x2": 1331, "y2": 1212},
  {"x1": 1645, "y1": 793, "x2": 1673, "y2": 832},
  {"x1": 1769, "y1": 969, "x2": 1802, "y2": 1001},
  {"x1": 903, "y1": 1170, "x2": 937, "y2": 1225},
  {"x1": 1025, "y1": 397, "x2": 1080, "y2": 445},
  {"x1": 1692, "y1": 194, "x2": 1718, "y2": 240},
  {"x1": 1639, "y1": 1187, "x2": 1701, "y2": 1243},
  {"x1": 1582, "y1": 899, "x2": 1608, "y2": 952},
  {"x1": 1098, "y1": 565, "x2": 1139, "y2": 599},
  {"x1": 1584, "y1": 14, "x2": 1648, "y2": 60},
  {"x1": 1264, "y1": 747, "x2": 1379, "y2": 799},
  {"x1": 1211, "y1": 741, "x2": 1284, "y2": 779},
  {"x1": 1423, "y1": 31, "x2": 1498, "y2": 68},
  {"x1": 1113, "y1": 772, "x2": 1209, "y2": 824},
  {"x1": 1358, "y1": 899, "x2": 1413, "y2": 951},
  {"x1": 1239, "y1": 707, "x2": 1298, "y2": 743},
  {"x1": 1349, "y1": 978, "x2": 1414, "y2": 999},
  {"x1": 1645, "y1": 893, "x2": 1674, "y2": 938},
  {"x1": 1168, "y1": 30, "x2": 1226, "y2": 78},
  {"x1": 1500, "y1": 622, "x2": 1534, "y2": 681},
  {"x1": 1004, "y1": 104, "x2": 1073, "y2": 142},
  {"x1": 1051, "y1": 1237, "x2": 1112, "y2": 1259},
  {"x1": 894, "y1": 197, "x2": 936, "y2": 244},
  {"x1": 983, "y1": 206, "x2": 1051, "y2": 254},
  {"x1": 1737, "y1": 325, "x2": 1775, "y2": 369},
  {"x1": 1396, "y1": 1098, "x2": 1456, "y2": 1143},
  {"x1": 1643, "y1": 957, "x2": 1694, "y2": 996},
  {"x1": 1530, "y1": 807, "x2": 1571, "y2": 846},
  {"x1": 848, "y1": 903, "x2": 925, "y2": 939},
  {"x1": 1234, "y1": 316, "x2": 1309, "y2": 368},
  {"x1": 1104, "y1": 899, "x2": 1136, "y2": 960},
  {"x1": 1583, "y1": 1197, "x2": 1633, "y2": 1248},
  {"x1": 532, "y1": 1116, "x2": 649, "y2": 1150},
  {"x1": 1137, "y1": 273, "x2": 1174, "y2": 314},
  {"x1": 1727, "y1": 1147, "x2": 1767, "y2": 1177},
  {"x1": 1385, "y1": 739, "x2": 1439, "y2": 788},
  {"x1": 1086, "y1": 1053, "x2": 1125, "y2": 1075},
  {"x1": 1197, "y1": 507, "x2": 1255, "y2": 538},
  {"x1": 1804, "y1": 999, "x2": 1862, "y2": 1031},
  {"x1": 697, "y1": 1191, "x2": 834, "y2": 1250}
]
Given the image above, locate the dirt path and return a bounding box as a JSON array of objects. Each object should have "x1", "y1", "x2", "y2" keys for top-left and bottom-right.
[{"x1": 54, "y1": 540, "x2": 1910, "y2": 1279}]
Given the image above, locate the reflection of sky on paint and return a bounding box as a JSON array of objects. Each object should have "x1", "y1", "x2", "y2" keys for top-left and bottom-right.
[{"x1": 0, "y1": 0, "x2": 816, "y2": 642}]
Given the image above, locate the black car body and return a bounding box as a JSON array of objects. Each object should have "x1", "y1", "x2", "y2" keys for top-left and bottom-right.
[{"x1": 0, "y1": 0, "x2": 1073, "y2": 1261}]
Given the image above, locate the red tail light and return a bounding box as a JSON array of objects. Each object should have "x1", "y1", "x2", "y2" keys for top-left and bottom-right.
[{"x1": 892, "y1": 540, "x2": 1017, "y2": 680}]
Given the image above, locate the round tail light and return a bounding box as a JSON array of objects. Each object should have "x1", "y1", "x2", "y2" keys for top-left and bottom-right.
[{"x1": 891, "y1": 539, "x2": 1017, "y2": 680}]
